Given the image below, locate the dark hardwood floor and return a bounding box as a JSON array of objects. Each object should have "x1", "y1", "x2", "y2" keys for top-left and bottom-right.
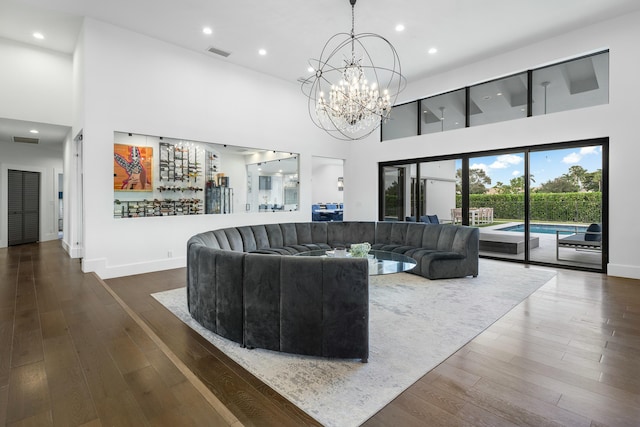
[{"x1": 1, "y1": 240, "x2": 639, "y2": 426}]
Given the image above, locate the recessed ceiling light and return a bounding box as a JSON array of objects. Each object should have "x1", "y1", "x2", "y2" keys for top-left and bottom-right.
[
  {"x1": 307, "y1": 66, "x2": 314, "y2": 73},
  {"x1": 428, "y1": 47, "x2": 438, "y2": 54},
  {"x1": 395, "y1": 24, "x2": 405, "y2": 32},
  {"x1": 258, "y1": 49, "x2": 267, "y2": 56},
  {"x1": 202, "y1": 27, "x2": 212, "y2": 35},
  {"x1": 29, "y1": 129, "x2": 39, "y2": 134},
  {"x1": 33, "y1": 32, "x2": 44, "y2": 40},
  {"x1": 496, "y1": 92, "x2": 502, "y2": 96}
]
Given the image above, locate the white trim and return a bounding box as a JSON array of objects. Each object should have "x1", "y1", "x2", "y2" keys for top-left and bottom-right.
[
  {"x1": 83, "y1": 256, "x2": 186, "y2": 279},
  {"x1": 607, "y1": 263, "x2": 640, "y2": 280}
]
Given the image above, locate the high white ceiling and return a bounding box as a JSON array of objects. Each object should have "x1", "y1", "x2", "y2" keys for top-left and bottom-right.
[{"x1": 2, "y1": 0, "x2": 640, "y2": 147}]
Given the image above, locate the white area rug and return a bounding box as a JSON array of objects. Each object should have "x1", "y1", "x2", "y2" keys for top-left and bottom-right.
[{"x1": 152, "y1": 259, "x2": 555, "y2": 427}]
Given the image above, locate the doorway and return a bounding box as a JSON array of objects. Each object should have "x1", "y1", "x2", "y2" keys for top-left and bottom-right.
[
  {"x1": 8, "y1": 169, "x2": 40, "y2": 246},
  {"x1": 311, "y1": 156, "x2": 344, "y2": 221}
]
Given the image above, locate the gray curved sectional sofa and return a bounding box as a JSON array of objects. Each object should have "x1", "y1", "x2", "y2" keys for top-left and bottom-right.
[{"x1": 187, "y1": 221, "x2": 479, "y2": 362}]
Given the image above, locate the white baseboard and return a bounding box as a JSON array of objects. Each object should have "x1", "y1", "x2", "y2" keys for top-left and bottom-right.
[
  {"x1": 62, "y1": 240, "x2": 83, "y2": 258},
  {"x1": 82, "y1": 256, "x2": 187, "y2": 280},
  {"x1": 607, "y1": 263, "x2": 640, "y2": 280}
]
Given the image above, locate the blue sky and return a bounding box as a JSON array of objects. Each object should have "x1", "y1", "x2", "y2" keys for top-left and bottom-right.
[{"x1": 457, "y1": 145, "x2": 602, "y2": 188}]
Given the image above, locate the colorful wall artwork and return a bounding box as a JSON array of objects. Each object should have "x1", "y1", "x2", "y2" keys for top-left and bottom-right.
[{"x1": 114, "y1": 144, "x2": 153, "y2": 191}]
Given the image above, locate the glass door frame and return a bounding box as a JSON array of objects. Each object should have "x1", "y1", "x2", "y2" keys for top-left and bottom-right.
[
  {"x1": 378, "y1": 137, "x2": 608, "y2": 273},
  {"x1": 379, "y1": 165, "x2": 408, "y2": 221}
]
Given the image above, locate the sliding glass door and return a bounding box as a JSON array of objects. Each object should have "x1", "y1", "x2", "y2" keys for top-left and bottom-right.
[
  {"x1": 379, "y1": 138, "x2": 607, "y2": 272},
  {"x1": 529, "y1": 145, "x2": 603, "y2": 269},
  {"x1": 468, "y1": 152, "x2": 527, "y2": 261}
]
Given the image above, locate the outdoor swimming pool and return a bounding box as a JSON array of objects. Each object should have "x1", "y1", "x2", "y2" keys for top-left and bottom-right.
[{"x1": 498, "y1": 223, "x2": 588, "y2": 235}]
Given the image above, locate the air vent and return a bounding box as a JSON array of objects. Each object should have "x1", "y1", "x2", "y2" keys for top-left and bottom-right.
[
  {"x1": 13, "y1": 136, "x2": 39, "y2": 144},
  {"x1": 207, "y1": 46, "x2": 231, "y2": 57}
]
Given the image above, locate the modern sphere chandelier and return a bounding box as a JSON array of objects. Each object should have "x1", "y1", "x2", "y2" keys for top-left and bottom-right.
[{"x1": 301, "y1": 0, "x2": 406, "y2": 141}]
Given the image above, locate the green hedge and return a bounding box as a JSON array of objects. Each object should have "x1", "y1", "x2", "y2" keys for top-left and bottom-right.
[{"x1": 456, "y1": 192, "x2": 602, "y2": 223}]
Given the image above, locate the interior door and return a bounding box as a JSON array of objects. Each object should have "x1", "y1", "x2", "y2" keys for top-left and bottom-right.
[{"x1": 8, "y1": 170, "x2": 40, "y2": 246}]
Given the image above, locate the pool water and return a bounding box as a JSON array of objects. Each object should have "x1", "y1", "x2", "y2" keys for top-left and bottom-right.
[{"x1": 498, "y1": 223, "x2": 588, "y2": 235}]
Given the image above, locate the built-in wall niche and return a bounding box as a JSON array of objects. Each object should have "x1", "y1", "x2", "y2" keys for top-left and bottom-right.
[{"x1": 112, "y1": 131, "x2": 299, "y2": 218}]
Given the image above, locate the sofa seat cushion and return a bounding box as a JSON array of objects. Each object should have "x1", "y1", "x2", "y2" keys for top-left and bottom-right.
[
  {"x1": 423, "y1": 251, "x2": 465, "y2": 261},
  {"x1": 249, "y1": 248, "x2": 290, "y2": 255},
  {"x1": 281, "y1": 244, "x2": 312, "y2": 253},
  {"x1": 404, "y1": 247, "x2": 436, "y2": 258},
  {"x1": 371, "y1": 243, "x2": 403, "y2": 252},
  {"x1": 271, "y1": 246, "x2": 301, "y2": 255},
  {"x1": 389, "y1": 245, "x2": 419, "y2": 254},
  {"x1": 302, "y1": 243, "x2": 331, "y2": 251}
]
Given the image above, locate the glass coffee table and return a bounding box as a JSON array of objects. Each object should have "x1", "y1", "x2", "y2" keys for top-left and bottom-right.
[{"x1": 294, "y1": 249, "x2": 417, "y2": 276}]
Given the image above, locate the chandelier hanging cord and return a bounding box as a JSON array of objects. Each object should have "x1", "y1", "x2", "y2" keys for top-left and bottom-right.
[{"x1": 350, "y1": 0, "x2": 356, "y2": 57}]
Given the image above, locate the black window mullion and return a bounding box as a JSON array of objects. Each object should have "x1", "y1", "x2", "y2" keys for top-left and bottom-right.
[
  {"x1": 465, "y1": 87, "x2": 470, "y2": 128},
  {"x1": 527, "y1": 70, "x2": 533, "y2": 117},
  {"x1": 461, "y1": 159, "x2": 470, "y2": 225},
  {"x1": 417, "y1": 101, "x2": 422, "y2": 136},
  {"x1": 524, "y1": 150, "x2": 531, "y2": 260},
  {"x1": 415, "y1": 162, "x2": 421, "y2": 218}
]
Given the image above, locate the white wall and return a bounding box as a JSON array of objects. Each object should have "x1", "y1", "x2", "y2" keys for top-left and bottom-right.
[
  {"x1": 0, "y1": 141, "x2": 64, "y2": 247},
  {"x1": 221, "y1": 152, "x2": 248, "y2": 214},
  {"x1": 312, "y1": 158, "x2": 344, "y2": 205},
  {"x1": 77, "y1": 18, "x2": 350, "y2": 278},
  {"x1": 61, "y1": 130, "x2": 82, "y2": 257},
  {"x1": 346, "y1": 11, "x2": 640, "y2": 279},
  {"x1": 0, "y1": 38, "x2": 72, "y2": 125},
  {"x1": 63, "y1": 26, "x2": 86, "y2": 259}
]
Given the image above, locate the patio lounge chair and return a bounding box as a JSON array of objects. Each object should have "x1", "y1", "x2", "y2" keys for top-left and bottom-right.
[{"x1": 556, "y1": 223, "x2": 602, "y2": 261}]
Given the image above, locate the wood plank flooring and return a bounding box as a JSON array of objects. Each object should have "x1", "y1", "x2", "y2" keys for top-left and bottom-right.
[
  {"x1": 0, "y1": 241, "x2": 232, "y2": 426},
  {"x1": 2, "y1": 240, "x2": 639, "y2": 426}
]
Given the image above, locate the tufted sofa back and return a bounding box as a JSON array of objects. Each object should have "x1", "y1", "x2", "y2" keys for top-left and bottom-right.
[{"x1": 189, "y1": 222, "x2": 377, "y2": 253}]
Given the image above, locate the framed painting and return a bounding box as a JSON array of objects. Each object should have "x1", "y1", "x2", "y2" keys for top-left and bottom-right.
[{"x1": 114, "y1": 144, "x2": 153, "y2": 191}]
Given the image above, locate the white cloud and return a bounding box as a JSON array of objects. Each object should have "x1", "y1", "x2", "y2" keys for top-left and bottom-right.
[
  {"x1": 512, "y1": 170, "x2": 520, "y2": 176},
  {"x1": 562, "y1": 152, "x2": 582, "y2": 164},
  {"x1": 580, "y1": 146, "x2": 598, "y2": 155},
  {"x1": 489, "y1": 154, "x2": 523, "y2": 169}
]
